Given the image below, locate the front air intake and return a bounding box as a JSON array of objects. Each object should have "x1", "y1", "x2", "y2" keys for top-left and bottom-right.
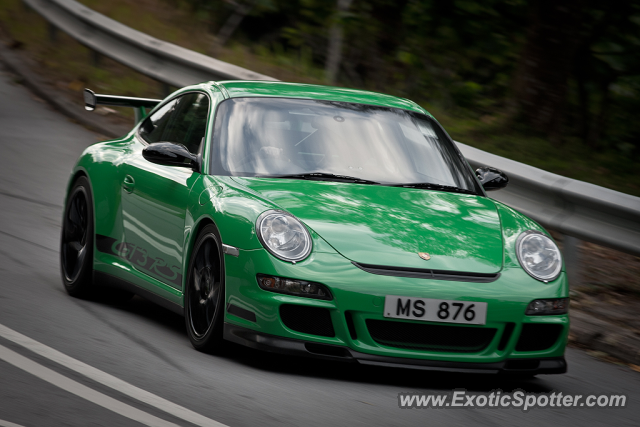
[
  {"x1": 515, "y1": 324, "x2": 563, "y2": 352},
  {"x1": 366, "y1": 319, "x2": 496, "y2": 353},
  {"x1": 280, "y1": 304, "x2": 335, "y2": 337}
]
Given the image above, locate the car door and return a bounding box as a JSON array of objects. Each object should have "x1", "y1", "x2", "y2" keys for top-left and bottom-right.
[{"x1": 120, "y1": 92, "x2": 210, "y2": 290}]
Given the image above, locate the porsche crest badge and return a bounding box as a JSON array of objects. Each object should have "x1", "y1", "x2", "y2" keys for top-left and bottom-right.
[{"x1": 418, "y1": 252, "x2": 431, "y2": 261}]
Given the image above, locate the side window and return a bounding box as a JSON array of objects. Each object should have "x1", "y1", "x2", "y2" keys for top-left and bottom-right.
[
  {"x1": 139, "y1": 93, "x2": 210, "y2": 154},
  {"x1": 139, "y1": 99, "x2": 177, "y2": 144}
]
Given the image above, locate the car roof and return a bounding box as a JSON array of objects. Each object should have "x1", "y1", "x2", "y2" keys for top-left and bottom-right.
[{"x1": 207, "y1": 81, "x2": 431, "y2": 116}]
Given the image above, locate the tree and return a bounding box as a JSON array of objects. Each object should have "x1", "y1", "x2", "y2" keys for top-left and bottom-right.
[
  {"x1": 510, "y1": 0, "x2": 583, "y2": 138},
  {"x1": 325, "y1": 0, "x2": 353, "y2": 84}
]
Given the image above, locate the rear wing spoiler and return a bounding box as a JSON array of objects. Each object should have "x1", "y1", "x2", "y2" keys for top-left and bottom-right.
[{"x1": 83, "y1": 88, "x2": 162, "y2": 122}]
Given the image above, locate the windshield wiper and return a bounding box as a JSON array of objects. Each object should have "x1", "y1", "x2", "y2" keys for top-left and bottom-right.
[
  {"x1": 273, "y1": 173, "x2": 381, "y2": 185},
  {"x1": 269, "y1": 174, "x2": 475, "y2": 193},
  {"x1": 391, "y1": 182, "x2": 477, "y2": 195}
]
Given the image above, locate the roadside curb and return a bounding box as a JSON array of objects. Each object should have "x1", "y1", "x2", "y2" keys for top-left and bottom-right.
[
  {"x1": 570, "y1": 310, "x2": 640, "y2": 366},
  {"x1": 0, "y1": 42, "x2": 127, "y2": 139}
]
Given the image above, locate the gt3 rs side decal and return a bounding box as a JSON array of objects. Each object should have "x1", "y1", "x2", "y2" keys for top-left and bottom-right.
[{"x1": 95, "y1": 235, "x2": 183, "y2": 287}]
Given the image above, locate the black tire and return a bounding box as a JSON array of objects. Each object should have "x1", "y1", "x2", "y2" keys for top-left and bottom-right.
[
  {"x1": 60, "y1": 176, "x2": 95, "y2": 297},
  {"x1": 60, "y1": 176, "x2": 134, "y2": 303},
  {"x1": 185, "y1": 224, "x2": 226, "y2": 352}
]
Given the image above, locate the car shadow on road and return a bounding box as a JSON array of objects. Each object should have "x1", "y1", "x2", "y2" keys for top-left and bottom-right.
[{"x1": 81, "y1": 293, "x2": 187, "y2": 337}]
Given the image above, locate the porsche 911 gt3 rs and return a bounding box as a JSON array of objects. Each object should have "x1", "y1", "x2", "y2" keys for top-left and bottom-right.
[{"x1": 61, "y1": 81, "x2": 569, "y2": 375}]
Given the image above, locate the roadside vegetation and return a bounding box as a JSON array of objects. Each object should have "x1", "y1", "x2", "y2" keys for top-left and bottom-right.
[{"x1": 0, "y1": 0, "x2": 639, "y2": 198}]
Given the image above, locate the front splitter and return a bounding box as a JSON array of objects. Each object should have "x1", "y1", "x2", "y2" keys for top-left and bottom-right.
[{"x1": 223, "y1": 323, "x2": 567, "y2": 375}]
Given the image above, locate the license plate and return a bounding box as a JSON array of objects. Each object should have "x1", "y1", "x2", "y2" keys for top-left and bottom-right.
[{"x1": 383, "y1": 295, "x2": 487, "y2": 325}]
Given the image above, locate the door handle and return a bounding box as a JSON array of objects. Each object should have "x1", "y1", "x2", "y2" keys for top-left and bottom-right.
[{"x1": 123, "y1": 175, "x2": 135, "y2": 193}]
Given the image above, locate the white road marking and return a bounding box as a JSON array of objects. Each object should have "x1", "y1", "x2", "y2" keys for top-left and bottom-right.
[
  {"x1": 0, "y1": 324, "x2": 227, "y2": 427},
  {"x1": 0, "y1": 344, "x2": 179, "y2": 427},
  {"x1": 0, "y1": 420, "x2": 27, "y2": 427}
]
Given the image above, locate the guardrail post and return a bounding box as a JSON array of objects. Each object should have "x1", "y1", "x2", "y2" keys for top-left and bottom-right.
[
  {"x1": 48, "y1": 22, "x2": 58, "y2": 42},
  {"x1": 562, "y1": 235, "x2": 581, "y2": 289},
  {"x1": 91, "y1": 50, "x2": 101, "y2": 67}
]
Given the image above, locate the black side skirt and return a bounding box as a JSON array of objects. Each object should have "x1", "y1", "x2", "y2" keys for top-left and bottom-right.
[{"x1": 94, "y1": 271, "x2": 183, "y2": 316}]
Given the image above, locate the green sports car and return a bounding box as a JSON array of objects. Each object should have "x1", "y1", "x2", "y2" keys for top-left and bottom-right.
[{"x1": 61, "y1": 81, "x2": 569, "y2": 374}]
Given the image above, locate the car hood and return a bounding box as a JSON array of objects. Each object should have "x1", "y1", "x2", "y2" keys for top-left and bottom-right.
[{"x1": 231, "y1": 177, "x2": 504, "y2": 273}]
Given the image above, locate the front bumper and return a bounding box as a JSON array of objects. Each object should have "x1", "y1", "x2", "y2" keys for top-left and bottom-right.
[
  {"x1": 224, "y1": 323, "x2": 567, "y2": 374},
  {"x1": 223, "y1": 249, "x2": 569, "y2": 373}
]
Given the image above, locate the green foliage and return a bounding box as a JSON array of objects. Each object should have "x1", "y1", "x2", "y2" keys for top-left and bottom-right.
[{"x1": 233, "y1": 0, "x2": 640, "y2": 190}]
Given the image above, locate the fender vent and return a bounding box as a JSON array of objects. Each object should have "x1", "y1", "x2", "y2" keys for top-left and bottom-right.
[{"x1": 227, "y1": 303, "x2": 257, "y2": 322}]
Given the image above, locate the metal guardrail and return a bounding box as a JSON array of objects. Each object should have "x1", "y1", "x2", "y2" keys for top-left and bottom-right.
[
  {"x1": 23, "y1": 0, "x2": 274, "y2": 87},
  {"x1": 22, "y1": 0, "x2": 640, "y2": 257},
  {"x1": 458, "y1": 143, "x2": 640, "y2": 257}
]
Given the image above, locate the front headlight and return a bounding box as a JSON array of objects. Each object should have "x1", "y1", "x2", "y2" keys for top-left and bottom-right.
[
  {"x1": 516, "y1": 230, "x2": 562, "y2": 282},
  {"x1": 256, "y1": 210, "x2": 312, "y2": 263}
]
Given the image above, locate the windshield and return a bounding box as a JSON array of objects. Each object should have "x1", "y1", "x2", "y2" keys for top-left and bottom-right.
[{"x1": 210, "y1": 97, "x2": 481, "y2": 193}]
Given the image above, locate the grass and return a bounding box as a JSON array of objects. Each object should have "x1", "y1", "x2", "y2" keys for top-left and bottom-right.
[
  {"x1": 77, "y1": 0, "x2": 327, "y2": 84},
  {"x1": 0, "y1": 0, "x2": 639, "y2": 196},
  {"x1": 0, "y1": 0, "x2": 165, "y2": 121}
]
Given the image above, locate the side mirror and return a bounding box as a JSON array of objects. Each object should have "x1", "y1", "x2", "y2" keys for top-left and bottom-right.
[
  {"x1": 142, "y1": 142, "x2": 200, "y2": 172},
  {"x1": 476, "y1": 167, "x2": 508, "y2": 191}
]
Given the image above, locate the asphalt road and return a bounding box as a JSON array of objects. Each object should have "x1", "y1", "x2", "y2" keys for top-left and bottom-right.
[{"x1": 0, "y1": 66, "x2": 638, "y2": 427}]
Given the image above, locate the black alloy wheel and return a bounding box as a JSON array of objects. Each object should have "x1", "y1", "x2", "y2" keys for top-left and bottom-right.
[
  {"x1": 61, "y1": 176, "x2": 94, "y2": 296},
  {"x1": 185, "y1": 224, "x2": 225, "y2": 352}
]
